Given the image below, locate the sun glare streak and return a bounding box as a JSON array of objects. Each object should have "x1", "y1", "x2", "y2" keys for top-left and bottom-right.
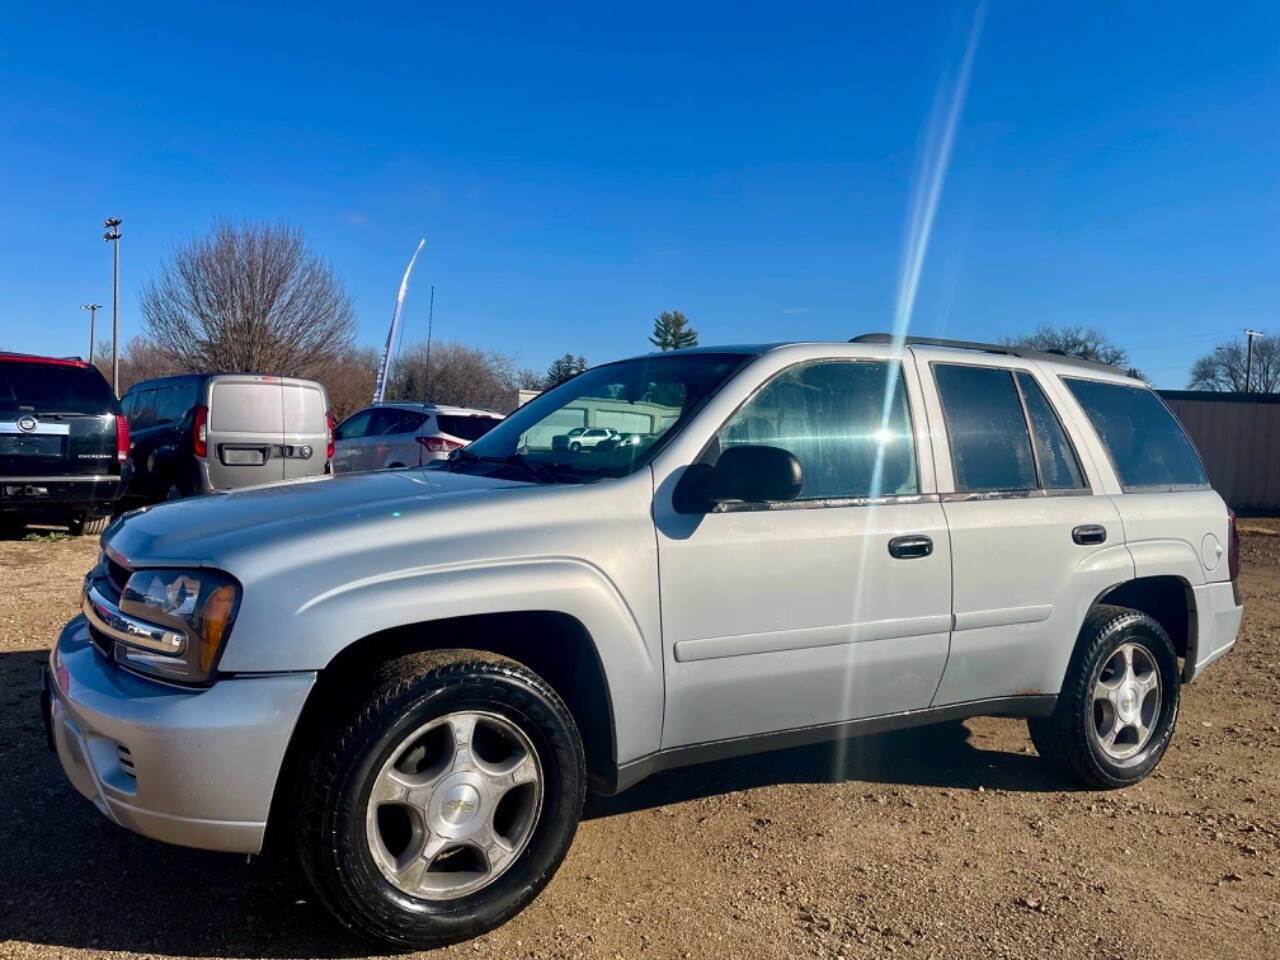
[{"x1": 834, "y1": 4, "x2": 986, "y2": 780}]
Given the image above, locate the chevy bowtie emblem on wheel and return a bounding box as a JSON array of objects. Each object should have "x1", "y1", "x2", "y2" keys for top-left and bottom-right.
[
  {"x1": 442, "y1": 798, "x2": 475, "y2": 817},
  {"x1": 17, "y1": 416, "x2": 37, "y2": 432}
]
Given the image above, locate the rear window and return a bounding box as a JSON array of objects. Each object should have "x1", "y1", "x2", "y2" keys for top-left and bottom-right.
[
  {"x1": 1064, "y1": 378, "x2": 1207, "y2": 489},
  {"x1": 282, "y1": 384, "x2": 326, "y2": 434},
  {"x1": 210, "y1": 381, "x2": 284, "y2": 433},
  {"x1": 436, "y1": 414, "x2": 501, "y2": 442},
  {"x1": 0, "y1": 362, "x2": 114, "y2": 416}
]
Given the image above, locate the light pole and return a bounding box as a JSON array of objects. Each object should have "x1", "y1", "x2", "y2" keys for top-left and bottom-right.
[
  {"x1": 103, "y1": 218, "x2": 122, "y2": 395},
  {"x1": 81, "y1": 303, "x2": 102, "y2": 363},
  {"x1": 1244, "y1": 329, "x2": 1264, "y2": 394}
]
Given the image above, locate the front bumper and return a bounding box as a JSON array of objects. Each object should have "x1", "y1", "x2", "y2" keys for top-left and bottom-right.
[{"x1": 46, "y1": 615, "x2": 315, "y2": 853}]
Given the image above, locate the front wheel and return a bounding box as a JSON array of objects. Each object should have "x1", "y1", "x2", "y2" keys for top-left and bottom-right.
[
  {"x1": 1029, "y1": 604, "x2": 1180, "y2": 788},
  {"x1": 295, "y1": 650, "x2": 585, "y2": 949},
  {"x1": 569, "y1": 442, "x2": 581, "y2": 452}
]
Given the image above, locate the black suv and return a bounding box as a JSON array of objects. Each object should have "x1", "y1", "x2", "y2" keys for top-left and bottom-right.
[{"x1": 0, "y1": 352, "x2": 131, "y2": 535}]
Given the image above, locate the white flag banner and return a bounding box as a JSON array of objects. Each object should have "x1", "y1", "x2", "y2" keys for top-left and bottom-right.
[{"x1": 372, "y1": 237, "x2": 426, "y2": 404}]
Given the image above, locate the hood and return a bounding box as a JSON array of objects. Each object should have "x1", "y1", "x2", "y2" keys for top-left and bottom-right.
[{"x1": 104, "y1": 467, "x2": 535, "y2": 567}]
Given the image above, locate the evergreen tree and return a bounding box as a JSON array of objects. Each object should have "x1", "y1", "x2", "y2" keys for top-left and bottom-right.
[
  {"x1": 649, "y1": 310, "x2": 699, "y2": 351},
  {"x1": 545, "y1": 353, "x2": 587, "y2": 386}
]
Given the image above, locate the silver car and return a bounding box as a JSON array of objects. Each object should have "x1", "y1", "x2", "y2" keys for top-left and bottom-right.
[
  {"x1": 45, "y1": 338, "x2": 1242, "y2": 949},
  {"x1": 332, "y1": 402, "x2": 502, "y2": 473}
]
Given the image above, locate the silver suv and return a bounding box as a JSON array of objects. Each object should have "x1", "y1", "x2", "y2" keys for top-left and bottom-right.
[{"x1": 44, "y1": 336, "x2": 1242, "y2": 949}]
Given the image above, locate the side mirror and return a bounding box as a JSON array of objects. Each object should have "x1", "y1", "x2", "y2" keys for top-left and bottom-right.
[{"x1": 703, "y1": 445, "x2": 803, "y2": 506}]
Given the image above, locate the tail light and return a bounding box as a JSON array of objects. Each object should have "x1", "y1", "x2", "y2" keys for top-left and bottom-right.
[
  {"x1": 325, "y1": 411, "x2": 335, "y2": 459},
  {"x1": 192, "y1": 405, "x2": 209, "y2": 458},
  {"x1": 1227, "y1": 508, "x2": 1240, "y2": 581},
  {"x1": 114, "y1": 414, "x2": 130, "y2": 462},
  {"x1": 417, "y1": 435, "x2": 463, "y2": 454}
]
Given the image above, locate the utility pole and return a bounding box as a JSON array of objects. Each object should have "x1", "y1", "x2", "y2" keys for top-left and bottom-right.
[
  {"x1": 424, "y1": 284, "x2": 435, "y2": 400},
  {"x1": 81, "y1": 303, "x2": 102, "y2": 363},
  {"x1": 1244, "y1": 329, "x2": 1264, "y2": 393},
  {"x1": 103, "y1": 218, "x2": 122, "y2": 395}
]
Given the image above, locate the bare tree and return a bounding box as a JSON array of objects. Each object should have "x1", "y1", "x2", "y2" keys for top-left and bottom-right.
[
  {"x1": 93, "y1": 335, "x2": 183, "y2": 393},
  {"x1": 389, "y1": 340, "x2": 521, "y2": 411},
  {"x1": 1003, "y1": 325, "x2": 1130, "y2": 367},
  {"x1": 320, "y1": 345, "x2": 381, "y2": 419},
  {"x1": 141, "y1": 221, "x2": 356, "y2": 379},
  {"x1": 1188, "y1": 334, "x2": 1280, "y2": 392}
]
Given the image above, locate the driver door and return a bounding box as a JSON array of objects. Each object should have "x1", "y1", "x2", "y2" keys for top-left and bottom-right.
[{"x1": 654, "y1": 356, "x2": 953, "y2": 748}]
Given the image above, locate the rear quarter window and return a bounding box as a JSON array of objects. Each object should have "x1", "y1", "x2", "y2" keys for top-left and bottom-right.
[
  {"x1": 436, "y1": 414, "x2": 501, "y2": 441},
  {"x1": 1064, "y1": 378, "x2": 1207, "y2": 489}
]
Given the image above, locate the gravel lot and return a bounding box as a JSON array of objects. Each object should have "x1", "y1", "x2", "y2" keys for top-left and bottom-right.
[{"x1": 2, "y1": 526, "x2": 1278, "y2": 960}]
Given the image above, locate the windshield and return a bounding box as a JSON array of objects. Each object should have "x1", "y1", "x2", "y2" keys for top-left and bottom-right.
[{"x1": 458, "y1": 352, "x2": 750, "y2": 480}]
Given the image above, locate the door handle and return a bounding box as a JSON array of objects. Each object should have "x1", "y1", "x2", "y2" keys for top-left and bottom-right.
[
  {"x1": 1072, "y1": 524, "x2": 1107, "y2": 545},
  {"x1": 888, "y1": 534, "x2": 933, "y2": 560}
]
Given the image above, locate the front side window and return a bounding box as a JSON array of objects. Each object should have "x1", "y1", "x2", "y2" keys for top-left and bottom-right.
[
  {"x1": 460, "y1": 353, "x2": 749, "y2": 480},
  {"x1": 935, "y1": 364, "x2": 1037, "y2": 493},
  {"x1": 1065, "y1": 378, "x2": 1207, "y2": 489},
  {"x1": 714, "y1": 360, "x2": 918, "y2": 500}
]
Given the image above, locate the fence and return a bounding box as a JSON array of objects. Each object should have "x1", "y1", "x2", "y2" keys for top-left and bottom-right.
[{"x1": 1159, "y1": 391, "x2": 1280, "y2": 514}]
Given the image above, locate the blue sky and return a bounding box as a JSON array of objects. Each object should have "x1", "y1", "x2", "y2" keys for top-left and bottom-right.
[{"x1": 0, "y1": 1, "x2": 1276, "y2": 387}]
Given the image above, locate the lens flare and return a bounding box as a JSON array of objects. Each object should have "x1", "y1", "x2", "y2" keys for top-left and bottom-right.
[{"x1": 834, "y1": 4, "x2": 986, "y2": 779}]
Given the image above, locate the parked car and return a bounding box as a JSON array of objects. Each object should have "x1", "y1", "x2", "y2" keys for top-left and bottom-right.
[
  {"x1": 551, "y1": 425, "x2": 616, "y2": 451},
  {"x1": 46, "y1": 336, "x2": 1242, "y2": 949},
  {"x1": 332, "y1": 403, "x2": 502, "y2": 473},
  {"x1": 1, "y1": 352, "x2": 130, "y2": 535},
  {"x1": 119, "y1": 373, "x2": 333, "y2": 502}
]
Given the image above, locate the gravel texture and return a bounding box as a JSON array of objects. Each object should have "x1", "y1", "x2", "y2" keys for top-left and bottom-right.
[{"x1": 1, "y1": 529, "x2": 1277, "y2": 960}]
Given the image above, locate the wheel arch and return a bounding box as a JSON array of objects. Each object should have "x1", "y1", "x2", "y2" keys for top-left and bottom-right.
[
  {"x1": 266, "y1": 609, "x2": 620, "y2": 848},
  {"x1": 1095, "y1": 574, "x2": 1195, "y2": 663}
]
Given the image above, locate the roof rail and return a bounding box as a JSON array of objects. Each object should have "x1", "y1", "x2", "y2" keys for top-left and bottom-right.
[{"x1": 849, "y1": 333, "x2": 1122, "y2": 375}]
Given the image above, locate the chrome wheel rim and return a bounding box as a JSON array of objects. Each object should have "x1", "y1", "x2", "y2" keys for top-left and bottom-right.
[
  {"x1": 1091, "y1": 642, "x2": 1161, "y2": 763},
  {"x1": 364, "y1": 710, "x2": 543, "y2": 900}
]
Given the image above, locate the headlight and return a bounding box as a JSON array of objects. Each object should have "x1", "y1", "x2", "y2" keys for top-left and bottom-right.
[{"x1": 113, "y1": 568, "x2": 241, "y2": 683}]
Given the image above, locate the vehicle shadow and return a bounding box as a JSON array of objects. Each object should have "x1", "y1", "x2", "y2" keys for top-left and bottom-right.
[{"x1": 0, "y1": 647, "x2": 1071, "y2": 959}]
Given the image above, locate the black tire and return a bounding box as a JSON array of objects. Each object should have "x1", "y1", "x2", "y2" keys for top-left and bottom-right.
[
  {"x1": 69, "y1": 513, "x2": 109, "y2": 537},
  {"x1": 295, "y1": 650, "x2": 586, "y2": 949},
  {"x1": 1029, "y1": 603, "x2": 1180, "y2": 788}
]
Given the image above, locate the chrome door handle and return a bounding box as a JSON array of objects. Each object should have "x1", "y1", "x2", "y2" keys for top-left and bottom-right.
[
  {"x1": 888, "y1": 534, "x2": 933, "y2": 559},
  {"x1": 1072, "y1": 524, "x2": 1107, "y2": 545}
]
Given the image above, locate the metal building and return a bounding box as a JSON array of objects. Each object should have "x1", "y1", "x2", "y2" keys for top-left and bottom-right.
[{"x1": 1160, "y1": 390, "x2": 1280, "y2": 514}]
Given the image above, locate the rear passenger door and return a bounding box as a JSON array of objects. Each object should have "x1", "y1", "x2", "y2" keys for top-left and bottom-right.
[{"x1": 920, "y1": 356, "x2": 1130, "y2": 706}]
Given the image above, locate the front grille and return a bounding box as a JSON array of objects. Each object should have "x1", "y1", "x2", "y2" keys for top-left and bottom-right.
[{"x1": 105, "y1": 555, "x2": 130, "y2": 597}]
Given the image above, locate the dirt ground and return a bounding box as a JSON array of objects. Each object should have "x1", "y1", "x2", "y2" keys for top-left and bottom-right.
[{"x1": 1, "y1": 527, "x2": 1277, "y2": 960}]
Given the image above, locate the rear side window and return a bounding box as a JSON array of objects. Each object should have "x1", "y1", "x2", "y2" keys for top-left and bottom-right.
[
  {"x1": 436, "y1": 414, "x2": 501, "y2": 441},
  {"x1": 1016, "y1": 372, "x2": 1084, "y2": 490},
  {"x1": 154, "y1": 381, "x2": 196, "y2": 425},
  {"x1": 0, "y1": 362, "x2": 114, "y2": 415},
  {"x1": 934, "y1": 365, "x2": 1037, "y2": 492},
  {"x1": 716, "y1": 359, "x2": 918, "y2": 500},
  {"x1": 1065, "y1": 378, "x2": 1207, "y2": 489},
  {"x1": 369, "y1": 408, "x2": 425, "y2": 435}
]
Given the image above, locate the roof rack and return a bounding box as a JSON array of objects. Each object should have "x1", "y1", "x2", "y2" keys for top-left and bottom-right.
[{"x1": 849, "y1": 333, "x2": 1122, "y2": 375}]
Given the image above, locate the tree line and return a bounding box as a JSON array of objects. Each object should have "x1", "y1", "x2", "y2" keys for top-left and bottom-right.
[
  {"x1": 98, "y1": 219, "x2": 1271, "y2": 421},
  {"x1": 103, "y1": 220, "x2": 705, "y2": 418}
]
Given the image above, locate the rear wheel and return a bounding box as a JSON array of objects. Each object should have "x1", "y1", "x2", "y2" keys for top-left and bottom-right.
[
  {"x1": 68, "y1": 513, "x2": 109, "y2": 537},
  {"x1": 295, "y1": 650, "x2": 585, "y2": 949},
  {"x1": 1029, "y1": 604, "x2": 1180, "y2": 788}
]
